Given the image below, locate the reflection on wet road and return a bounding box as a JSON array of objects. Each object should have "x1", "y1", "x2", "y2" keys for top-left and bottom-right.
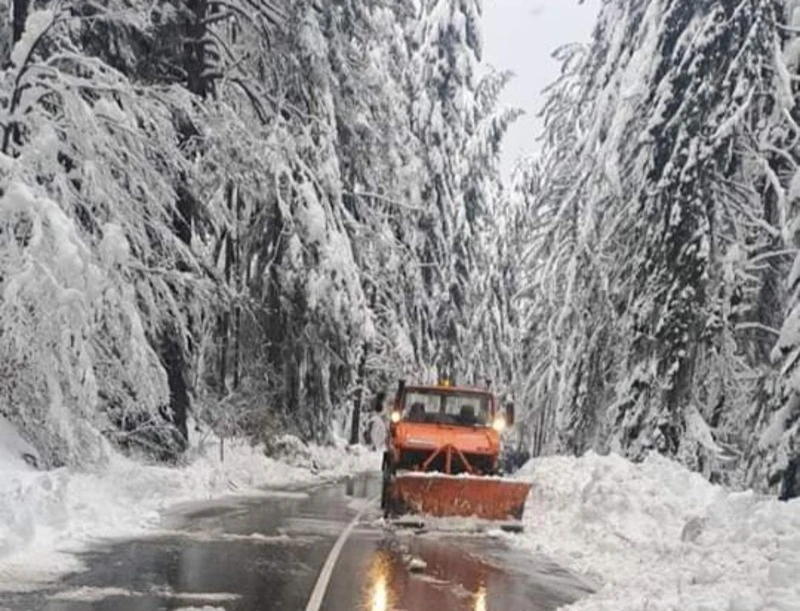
[
  {"x1": 326, "y1": 530, "x2": 590, "y2": 611},
  {"x1": 0, "y1": 475, "x2": 593, "y2": 611}
]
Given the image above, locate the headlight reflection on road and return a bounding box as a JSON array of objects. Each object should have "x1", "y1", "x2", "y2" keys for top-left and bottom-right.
[
  {"x1": 474, "y1": 585, "x2": 487, "y2": 611},
  {"x1": 367, "y1": 551, "x2": 394, "y2": 611},
  {"x1": 372, "y1": 573, "x2": 388, "y2": 611}
]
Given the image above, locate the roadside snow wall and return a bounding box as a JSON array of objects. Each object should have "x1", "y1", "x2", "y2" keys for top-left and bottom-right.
[
  {"x1": 517, "y1": 452, "x2": 800, "y2": 611},
  {"x1": 0, "y1": 420, "x2": 379, "y2": 592}
]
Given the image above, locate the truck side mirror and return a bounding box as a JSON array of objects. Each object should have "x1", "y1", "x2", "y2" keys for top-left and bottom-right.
[{"x1": 506, "y1": 403, "x2": 515, "y2": 426}]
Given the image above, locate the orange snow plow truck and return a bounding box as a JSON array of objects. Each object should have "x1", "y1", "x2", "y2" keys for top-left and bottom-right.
[{"x1": 380, "y1": 380, "x2": 531, "y2": 522}]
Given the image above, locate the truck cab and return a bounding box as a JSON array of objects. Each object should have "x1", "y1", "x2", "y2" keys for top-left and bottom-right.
[{"x1": 386, "y1": 381, "x2": 514, "y2": 476}]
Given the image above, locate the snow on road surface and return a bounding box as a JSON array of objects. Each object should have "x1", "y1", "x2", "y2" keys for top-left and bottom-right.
[
  {"x1": 515, "y1": 452, "x2": 800, "y2": 611},
  {"x1": 0, "y1": 415, "x2": 380, "y2": 592}
]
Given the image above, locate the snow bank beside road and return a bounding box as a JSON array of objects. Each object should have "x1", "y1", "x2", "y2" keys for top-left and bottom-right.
[
  {"x1": 0, "y1": 424, "x2": 379, "y2": 591},
  {"x1": 516, "y1": 452, "x2": 800, "y2": 611}
]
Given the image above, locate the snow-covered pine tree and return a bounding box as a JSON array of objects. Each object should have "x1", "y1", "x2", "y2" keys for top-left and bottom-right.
[
  {"x1": 203, "y1": 1, "x2": 375, "y2": 442},
  {"x1": 404, "y1": 0, "x2": 483, "y2": 381},
  {"x1": 518, "y1": 36, "x2": 615, "y2": 457},
  {"x1": 614, "y1": 0, "x2": 791, "y2": 476},
  {"x1": 752, "y1": 0, "x2": 800, "y2": 490},
  {"x1": 0, "y1": 0, "x2": 11, "y2": 66},
  {"x1": 322, "y1": 0, "x2": 423, "y2": 393},
  {"x1": 0, "y1": 5, "x2": 220, "y2": 464},
  {"x1": 524, "y1": 0, "x2": 797, "y2": 485},
  {"x1": 461, "y1": 68, "x2": 523, "y2": 389}
]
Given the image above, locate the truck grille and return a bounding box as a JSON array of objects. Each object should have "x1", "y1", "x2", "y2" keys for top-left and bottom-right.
[{"x1": 398, "y1": 449, "x2": 495, "y2": 475}]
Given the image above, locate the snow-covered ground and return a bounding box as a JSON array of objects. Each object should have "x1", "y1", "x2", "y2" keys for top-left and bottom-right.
[
  {"x1": 0, "y1": 416, "x2": 379, "y2": 592},
  {"x1": 515, "y1": 452, "x2": 800, "y2": 611},
  {"x1": 6, "y1": 413, "x2": 800, "y2": 611}
]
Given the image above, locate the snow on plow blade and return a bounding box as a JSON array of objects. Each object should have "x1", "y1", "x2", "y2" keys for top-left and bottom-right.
[{"x1": 387, "y1": 474, "x2": 531, "y2": 521}]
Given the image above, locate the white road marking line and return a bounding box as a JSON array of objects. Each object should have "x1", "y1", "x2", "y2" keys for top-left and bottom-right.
[{"x1": 304, "y1": 494, "x2": 379, "y2": 611}]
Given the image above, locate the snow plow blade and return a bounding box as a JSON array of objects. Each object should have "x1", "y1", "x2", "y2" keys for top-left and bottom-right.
[{"x1": 387, "y1": 474, "x2": 531, "y2": 521}]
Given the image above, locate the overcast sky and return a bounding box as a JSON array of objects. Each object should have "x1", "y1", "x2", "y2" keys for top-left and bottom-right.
[{"x1": 482, "y1": 0, "x2": 600, "y2": 177}]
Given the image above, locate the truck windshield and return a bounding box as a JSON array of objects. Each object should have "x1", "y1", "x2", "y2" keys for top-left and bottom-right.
[{"x1": 402, "y1": 391, "x2": 491, "y2": 427}]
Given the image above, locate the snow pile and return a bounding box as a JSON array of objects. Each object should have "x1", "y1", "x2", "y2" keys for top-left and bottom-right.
[
  {"x1": 516, "y1": 452, "x2": 800, "y2": 611},
  {"x1": 48, "y1": 585, "x2": 239, "y2": 605},
  {"x1": 0, "y1": 420, "x2": 379, "y2": 591},
  {"x1": 265, "y1": 433, "x2": 379, "y2": 475},
  {"x1": 0, "y1": 415, "x2": 39, "y2": 468}
]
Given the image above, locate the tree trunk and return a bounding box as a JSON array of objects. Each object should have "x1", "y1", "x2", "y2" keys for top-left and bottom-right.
[
  {"x1": 155, "y1": 0, "x2": 214, "y2": 449},
  {"x1": 232, "y1": 304, "x2": 241, "y2": 389},
  {"x1": 162, "y1": 332, "x2": 189, "y2": 445},
  {"x1": 12, "y1": 0, "x2": 29, "y2": 44},
  {"x1": 2, "y1": 0, "x2": 29, "y2": 154},
  {"x1": 350, "y1": 284, "x2": 377, "y2": 445},
  {"x1": 350, "y1": 344, "x2": 369, "y2": 445},
  {"x1": 218, "y1": 188, "x2": 236, "y2": 395},
  {"x1": 218, "y1": 313, "x2": 229, "y2": 395},
  {"x1": 184, "y1": 0, "x2": 213, "y2": 99},
  {"x1": 232, "y1": 192, "x2": 242, "y2": 390}
]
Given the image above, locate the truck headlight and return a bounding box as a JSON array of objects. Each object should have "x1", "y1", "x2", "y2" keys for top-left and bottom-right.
[
  {"x1": 492, "y1": 416, "x2": 506, "y2": 432},
  {"x1": 391, "y1": 411, "x2": 401, "y2": 423}
]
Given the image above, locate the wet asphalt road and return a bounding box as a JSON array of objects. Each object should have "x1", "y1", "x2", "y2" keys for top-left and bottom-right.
[{"x1": 0, "y1": 475, "x2": 594, "y2": 611}]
